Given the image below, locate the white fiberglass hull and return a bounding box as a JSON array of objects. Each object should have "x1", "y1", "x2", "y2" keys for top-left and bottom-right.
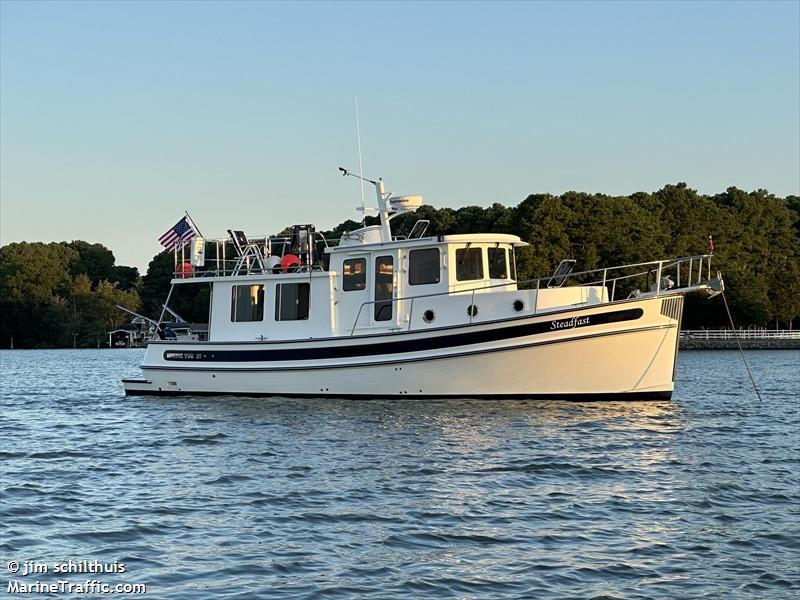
[{"x1": 123, "y1": 296, "x2": 683, "y2": 400}]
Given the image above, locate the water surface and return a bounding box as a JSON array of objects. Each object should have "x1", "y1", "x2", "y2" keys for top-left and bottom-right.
[{"x1": 1, "y1": 349, "x2": 798, "y2": 598}]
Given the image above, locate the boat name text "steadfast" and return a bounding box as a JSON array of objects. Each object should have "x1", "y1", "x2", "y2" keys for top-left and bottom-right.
[{"x1": 550, "y1": 316, "x2": 591, "y2": 330}]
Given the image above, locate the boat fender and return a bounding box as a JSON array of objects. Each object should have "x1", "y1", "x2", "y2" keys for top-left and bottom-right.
[
  {"x1": 280, "y1": 254, "x2": 302, "y2": 273},
  {"x1": 177, "y1": 261, "x2": 194, "y2": 278},
  {"x1": 266, "y1": 256, "x2": 282, "y2": 274}
]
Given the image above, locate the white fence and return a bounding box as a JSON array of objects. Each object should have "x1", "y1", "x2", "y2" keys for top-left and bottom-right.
[{"x1": 680, "y1": 330, "x2": 800, "y2": 340}]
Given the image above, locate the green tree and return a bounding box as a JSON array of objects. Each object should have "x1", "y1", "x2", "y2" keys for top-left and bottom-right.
[
  {"x1": 140, "y1": 253, "x2": 176, "y2": 318},
  {"x1": 0, "y1": 242, "x2": 77, "y2": 302},
  {"x1": 510, "y1": 194, "x2": 572, "y2": 280},
  {"x1": 109, "y1": 265, "x2": 141, "y2": 291},
  {"x1": 0, "y1": 241, "x2": 144, "y2": 348},
  {"x1": 66, "y1": 241, "x2": 115, "y2": 285},
  {"x1": 140, "y1": 251, "x2": 211, "y2": 324}
]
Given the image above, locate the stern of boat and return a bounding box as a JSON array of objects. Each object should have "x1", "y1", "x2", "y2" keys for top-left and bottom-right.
[{"x1": 122, "y1": 378, "x2": 158, "y2": 395}]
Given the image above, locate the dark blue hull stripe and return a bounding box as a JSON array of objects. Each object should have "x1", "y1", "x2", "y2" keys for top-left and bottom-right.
[
  {"x1": 162, "y1": 307, "x2": 644, "y2": 363},
  {"x1": 145, "y1": 325, "x2": 673, "y2": 372}
]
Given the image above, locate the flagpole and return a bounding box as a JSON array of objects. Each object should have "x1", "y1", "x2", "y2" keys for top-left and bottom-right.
[{"x1": 185, "y1": 211, "x2": 203, "y2": 237}]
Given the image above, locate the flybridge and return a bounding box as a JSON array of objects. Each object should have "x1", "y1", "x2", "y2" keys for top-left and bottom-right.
[{"x1": 169, "y1": 169, "x2": 433, "y2": 280}]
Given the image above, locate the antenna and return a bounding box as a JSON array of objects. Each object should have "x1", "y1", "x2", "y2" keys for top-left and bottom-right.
[
  {"x1": 338, "y1": 167, "x2": 376, "y2": 185},
  {"x1": 339, "y1": 167, "x2": 391, "y2": 241},
  {"x1": 355, "y1": 96, "x2": 366, "y2": 225}
]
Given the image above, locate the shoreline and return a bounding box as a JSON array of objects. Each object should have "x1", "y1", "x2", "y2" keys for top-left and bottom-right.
[{"x1": 680, "y1": 339, "x2": 800, "y2": 350}]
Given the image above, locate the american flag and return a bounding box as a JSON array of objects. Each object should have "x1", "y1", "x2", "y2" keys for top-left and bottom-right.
[{"x1": 159, "y1": 216, "x2": 198, "y2": 251}]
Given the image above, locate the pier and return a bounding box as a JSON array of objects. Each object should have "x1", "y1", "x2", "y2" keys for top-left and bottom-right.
[{"x1": 680, "y1": 330, "x2": 800, "y2": 350}]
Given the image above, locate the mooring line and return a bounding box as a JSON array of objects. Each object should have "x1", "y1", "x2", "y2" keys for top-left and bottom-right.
[{"x1": 721, "y1": 291, "x2": 763, "y2": 402}]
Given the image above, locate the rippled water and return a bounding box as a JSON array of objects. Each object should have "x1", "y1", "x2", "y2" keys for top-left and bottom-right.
[{"x1": 1, "y1": 349, "x2": 798, "y2": 599}]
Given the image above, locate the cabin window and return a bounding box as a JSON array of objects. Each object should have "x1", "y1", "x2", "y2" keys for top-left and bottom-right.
[
  {"x1": 275, "y1": 283, "x2": 310, "y2": 321},
  {"x1": 374, "y1": 256, "x2": 394, "y2": 321},
  {"x1": 456, "y1": 248, "x2": 484, "y2": 281},
  {"x1": 409, "y1": 248, "x2": 440, "y2": 285},
  {"x1": 343, "y1": 258, "x2": 366, "y2": 291},
  {"x1": 488, "y1": 247, "x2": 508, "y2": 279},
  {"x1": 231, "y1": 285, "x2": 264, "y2": 322}
]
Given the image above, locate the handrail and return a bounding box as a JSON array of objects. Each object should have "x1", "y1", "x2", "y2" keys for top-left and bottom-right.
[
  {"x1": 166, "y1": 230, "x2": 339, "y2": 279},
  {"x1": 176, "y1": 240, "x2": 714, "y2": 289},
  {"x1": 350, "y1": 302, "x2": 367, "y2": 336},
  {"x1": 373, "y1": 254, "x2": 713, "y2": 306},
  {"x1": 172, "y1": 262, "x2": 327, "y2": 279},
  {"x1": 680, "y1": 330, "x2": 800, "y2": 340},
  {"x1": 171, "y1": 250, "x2": 715, "y2": 335},
  {"x1": 349, "y1": 296, "x2": 416, "y2": 335},
  {"x1": 346, "y1": 254, "x2": 716, "y2": 335}
]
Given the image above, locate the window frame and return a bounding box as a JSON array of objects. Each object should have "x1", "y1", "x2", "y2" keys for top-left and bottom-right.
[
  {"x1": 408, "y1": 248, "x2": 441, "y2": 286},
  {"x1": 374, "y1": 255, "x2": 394, "y2": 322},
  {"x1": 455, "y1": 247, "x2": 484, "y2": 281},
  {"x1": 342, "y1": 258, "x2": 367, "y2": 292},
  {"x1": 274, "y1": 282, "x2": 311, "y2": 321},
  {"x1": 230, "y1": 284, "x2": 265, "y2": 322},
  {"x1": 488, "y1": 247, "x2": 508, "y2": 279}
]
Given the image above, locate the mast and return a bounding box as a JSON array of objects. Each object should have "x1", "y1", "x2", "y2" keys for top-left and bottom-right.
[
  {"x1": 374, "y1": 178, "x2": 392, "y2": 243},
  {"x1": 339, "y1": 167, "x2": 393, "y2": 243}
]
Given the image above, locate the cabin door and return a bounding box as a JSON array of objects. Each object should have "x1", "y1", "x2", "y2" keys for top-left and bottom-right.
[
  {"x1": 373, "y1": 255, "x2": 394, "y2": 324},
  {"x1": 340, "y1": 256, "x2": 370, "y2": 332}
]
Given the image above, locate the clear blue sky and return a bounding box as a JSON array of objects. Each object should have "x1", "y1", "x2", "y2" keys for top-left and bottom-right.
[{"x1": 2, "y1": 0, "x2": 798, "y2": 270}]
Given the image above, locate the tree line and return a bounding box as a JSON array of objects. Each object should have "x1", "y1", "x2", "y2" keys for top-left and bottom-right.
[
  {"x1": 1, "y1": 184, "x2": 798, "y2": 348},
  {"x1": 0, "y1": 241, "x2": 141, "y2": 348}
]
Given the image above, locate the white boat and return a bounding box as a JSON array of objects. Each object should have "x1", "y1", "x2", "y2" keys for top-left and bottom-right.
[{"x1": 123, "y1": 172, "x2": 723, "y2": 400}]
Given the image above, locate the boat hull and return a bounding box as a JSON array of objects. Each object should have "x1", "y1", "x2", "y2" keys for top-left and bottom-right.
[{"x1": 123, "y1": 296, "x2": 682, "y2": 399}]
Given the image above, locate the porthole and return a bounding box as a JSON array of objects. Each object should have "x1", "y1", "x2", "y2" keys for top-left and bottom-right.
[
  {"x1": 513, "y1": 299, "x2": 524, "y2": 312},
  {"x1": 467, "y1": 304, "x2": 478, "y2": 318},
  {"x1": 423, "y1": 309, "x2": 435, "y2": 323}
]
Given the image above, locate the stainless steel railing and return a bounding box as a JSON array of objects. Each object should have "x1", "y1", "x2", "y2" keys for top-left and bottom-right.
[{"x1": 348, "y1": 254, "x2": 717, "y2": 335}]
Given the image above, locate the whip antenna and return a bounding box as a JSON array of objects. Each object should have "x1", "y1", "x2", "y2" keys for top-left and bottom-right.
[{"x1": 355, "y1": 96, "x2": 366, "y2": 225}]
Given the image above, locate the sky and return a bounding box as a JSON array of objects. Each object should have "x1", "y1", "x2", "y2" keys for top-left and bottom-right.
[{"x1": 1, "y1": 0, "x2": 798, "y2": 271}]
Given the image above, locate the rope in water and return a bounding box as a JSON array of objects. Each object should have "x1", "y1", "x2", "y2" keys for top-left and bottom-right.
[{"x1": 721, "y1": 291, "x2": 763, "y2": 402}]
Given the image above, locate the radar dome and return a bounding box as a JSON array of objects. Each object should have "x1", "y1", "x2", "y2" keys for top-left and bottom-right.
[{"x1": 388, "y1": 195, "x2": 423, "y2": 213}]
